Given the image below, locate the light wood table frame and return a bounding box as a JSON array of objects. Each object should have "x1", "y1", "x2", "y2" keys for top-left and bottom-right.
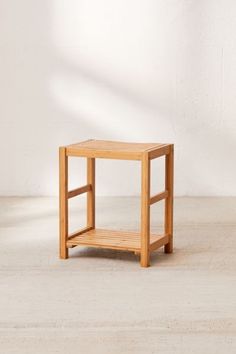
[{"x1": 59, "y1": 139, "x2": 174, "y2": 267}]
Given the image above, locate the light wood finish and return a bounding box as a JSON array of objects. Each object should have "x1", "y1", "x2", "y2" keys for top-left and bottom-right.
[
  {"x1": 66, "y1": 139, "x2": 169, "y2": 161},
  {"x1": 140, "y1": 153, "x2": 150, "y2": 267},
  {"x1": 68, "y1": 226, "x2": 94, "y2": 240},
  {"x1": 148, "y1": 144, "x2": 171, "y2": 159},
  {"x1": 150, "y1": 234, "x2": 170, "y2": 252},
  {"x1": 67, "y1": 228, "x2": 168, "y2": 252},
  {"x1": 150, "y1": 190, "x2": 169, "y2": 205},
  {"x1": 67, "y1": 184, "x2": 92, "y2": 199},
  {"x1": 87, "y1": 158, "x2": 95, "y2": 228},
  {"x1": 59, "y1": 147, "x2": 68, "y2": 259},
  {"x1": 164, "y1": 144, "x2": 174, "y2": 253},
  {"x1": 59, "y1": 139, "x2": 174, "y2": 267}
]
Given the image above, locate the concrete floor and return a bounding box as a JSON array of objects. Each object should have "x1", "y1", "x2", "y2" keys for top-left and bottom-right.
[{"x1": 0, "y1": 197, "x2": 236, "y2": 353}]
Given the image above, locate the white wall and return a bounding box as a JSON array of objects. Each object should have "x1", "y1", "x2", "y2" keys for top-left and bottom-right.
[{"x1": 0, "y1": 0, "x2": 236, "y2": 196}]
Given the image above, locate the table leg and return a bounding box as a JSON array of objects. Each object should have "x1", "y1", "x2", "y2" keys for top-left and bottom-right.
[
  {"x1": 59, "y1": 147, "x2": 68, "y2": 259},
  {"x1": 164, "y1": 145, "x2": 174, "y2": 253},
  {"x1": 87, "y1": 158, "x2": 95, "y2": 228},
  {"x1": 141, "y1": 153, "x2": 150, "y2": 267}
]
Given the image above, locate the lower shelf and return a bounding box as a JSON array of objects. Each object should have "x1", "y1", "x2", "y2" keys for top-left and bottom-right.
[{"x1": 67, "y1": 228, "x2": 169, "y2": 252}]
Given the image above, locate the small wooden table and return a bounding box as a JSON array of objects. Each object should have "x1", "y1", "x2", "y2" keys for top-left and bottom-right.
[{"x1": 59, "y1": 139, "x2": 174, "y2": 267}]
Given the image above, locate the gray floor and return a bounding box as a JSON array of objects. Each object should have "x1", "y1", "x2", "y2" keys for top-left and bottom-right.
[{"x1": 0, "y1": 197, "x2": 236, "y2": 353}]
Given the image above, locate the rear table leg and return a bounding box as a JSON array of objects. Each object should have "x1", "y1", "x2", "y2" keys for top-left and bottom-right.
[
  {"x1": 87, "y1": 158, "x2": 95, "y2": 229},
  {"x1": 164, "y1": 145, "x2": 174, "y2": 253}
]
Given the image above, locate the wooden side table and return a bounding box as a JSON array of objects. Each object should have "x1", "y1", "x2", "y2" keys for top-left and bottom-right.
[{"x1": 59, "y1": 139, "x2": 174, "y2": 267}]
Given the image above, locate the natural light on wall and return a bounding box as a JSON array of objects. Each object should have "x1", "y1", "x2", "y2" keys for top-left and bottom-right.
[
  {"x1": 50, "y1": 0, "x2": 176, "y2": 140},
  {"x1": 1, "y1": 1, "x2": 233, "y2": 196},
  {"x1": 47, "y1": 1, "x2": 180, "y2": 196}
]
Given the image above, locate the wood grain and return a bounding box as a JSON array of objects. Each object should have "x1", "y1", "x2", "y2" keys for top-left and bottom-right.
[
  {"x1": 140, "y1": 152, "x2": 150, "y2": 267},
  {"x1": 59, "y1": 139, "x2": 174, "y2": 266},
  {"x1": 87, "y1": 158, "x2": 95, "y2": 228},
  {"x1": 59, "y1": 147, "x2": 68, "y2": 259},
  {"x1": 150, "y1": 190, "x2": 169, "y2": 205},
  {"x1": 66, "y1": 139, "x2": 169, "y2": 161},
  {"x1": 164, "y1": 144, "x2": 174, "y2": 253},
  {"x1": 67, "y1": 228, "x2": 168, "y2": 252},
  {"x1": 67, "y1": 184, "x2": 91, "y2": 199}
]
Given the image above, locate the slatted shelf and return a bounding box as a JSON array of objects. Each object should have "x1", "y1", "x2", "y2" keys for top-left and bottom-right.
[{"x1": 67, "y1": 228, "x2": 169, "y2": 252}]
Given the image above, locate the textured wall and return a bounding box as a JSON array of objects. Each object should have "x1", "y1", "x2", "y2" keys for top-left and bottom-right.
[{"x1": 0, "y1": 0, "x2": 236, "y2": 196}]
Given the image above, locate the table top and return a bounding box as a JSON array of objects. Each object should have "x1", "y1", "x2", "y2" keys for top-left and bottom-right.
[
  {"x1": 64, "y1": 139, "x2": 172, "y2": 160},
  {"x1": 67, "y1": 139, "x2": 166, "y2": 152}
]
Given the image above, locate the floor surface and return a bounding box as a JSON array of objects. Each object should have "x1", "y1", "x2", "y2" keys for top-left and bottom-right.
[{"x1": 0, "y1": 197, "x2": 236, "y2": 353}]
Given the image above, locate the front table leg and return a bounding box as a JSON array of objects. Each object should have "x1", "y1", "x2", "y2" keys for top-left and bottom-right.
[
  {"x1": 140, "y1": 153, "x2": 150, "y2": 267},
  {"x1": 59, "y1": 147, "x2": 68, "y2": 259}
]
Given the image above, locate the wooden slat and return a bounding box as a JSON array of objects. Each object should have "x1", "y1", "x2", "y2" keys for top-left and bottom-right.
[
  {"x1": 67, "y1": 184, "x2": 91, "y2": 199},
  {"x1": 66, "y1": 228, "x2": 166, "y2": 252},
  {"x1": 150, "y1": 190, "x2": 169, "y2": 205},
  {"x1": 67, "y1": 229, "x2": 140, "y2": 251},
  {"x1": 149, "y1": 234, "x2": 169, "y2": 252},
  {"x1": 66, "y1": 148, "x2": 143, "y2": 161},
  {"x1": 68, "y1": 226, "x2": 94, "y2": 241}
]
